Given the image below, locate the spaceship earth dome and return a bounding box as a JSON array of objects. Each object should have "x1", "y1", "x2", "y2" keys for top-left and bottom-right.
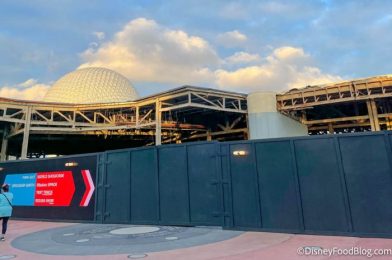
[{"x1": 43, "y1": 67, "x2": 139, "y2": 104}]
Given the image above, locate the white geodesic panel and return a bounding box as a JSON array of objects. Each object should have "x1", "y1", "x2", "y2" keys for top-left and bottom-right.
[{"x1": 43, "y1": 67, "x2": 139, "y2": 104}]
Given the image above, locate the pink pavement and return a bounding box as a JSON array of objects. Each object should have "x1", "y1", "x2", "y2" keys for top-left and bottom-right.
[{"x1": 1, "y1": 220, "x2": 391, "y2": 260}]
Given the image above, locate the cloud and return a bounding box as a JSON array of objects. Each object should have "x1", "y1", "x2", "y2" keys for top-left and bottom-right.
[
  {"x1": 215, "y1": 46, "x2": 342, "y2": 92},
  {"x1": 19, "y1": 78, "x2": 38, "y2": 88},
  {"x1": 89, "y1": 42, "x2": 99, "y2": 48},
  {"x1": 0, "y1": 79, "x2": 50, "y2": 100},
  {"x1": 79, "y1": 18, "x2": 341, "y2": 93},
  {"x1": 225, "y1": 52, "x2": 261, "y2": 64},
  {"x1": 272, "y1": 46, "x2": 308, "y2": 61},
  {"x1": 93, "y1": 31, "x2": 105, "y2": 41},
  {"x1": 287, "y1": 66, "x2": 343, "y2": 89},
  {"x1": 216, "y1": 30, "x2": 248, "y2": 48},
  {"x1": 79, "y1": 18, "x2": 218, "y2": 85}
]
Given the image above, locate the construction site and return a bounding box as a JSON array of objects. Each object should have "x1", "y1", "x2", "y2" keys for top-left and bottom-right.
[{"x1": 0, "y1": 67, "x2": 391, "y2": 160}]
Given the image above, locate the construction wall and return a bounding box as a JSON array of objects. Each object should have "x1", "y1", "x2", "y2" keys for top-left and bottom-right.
[
  {"x1": 2, "y1": 132, "x2": 392, "y2": 238},
  {"x1": 0, "y1": 154, "x2": 97, "y2": 221}
]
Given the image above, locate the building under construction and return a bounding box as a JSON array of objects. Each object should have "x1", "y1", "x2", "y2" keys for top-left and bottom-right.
[
  {"x1": 277, "y1": 75, "x2": 392, "y2": 133},
  {"x1": 0, "y1": 67, "x2": 391, "y2": 160}
]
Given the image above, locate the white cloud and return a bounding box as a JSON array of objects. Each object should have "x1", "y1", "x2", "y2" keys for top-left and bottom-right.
[
  {"x1": 215, "y1": 46, "x2": 342, "y2": 92},
  {"x1": 79, "y1": 18, "x2": 341, "y2": 93},
  {"x1": 216, "y1": 30, "x2": 248, "y2": 48},
  {"x1": 225, "y1": 52, "x2": 261, "y2": 64},
  {"x1": 287, "y1": 66, "x2": 343, "y2": 89},
  {"x1": 272, "y1": 46, "x2": 308, "y2": 61},
  {"x1": 19, "y1": 78, "x2": 38, "y2": 88},
  {"x1": 0, "y1": 79, "x2": 50, "y2": 101},
  {"x1": 93, "y1": 31, "x2": 105, "y2": 41},
  {"x1": 79, "y1": 18, "x2": 218, "y2": 84}
]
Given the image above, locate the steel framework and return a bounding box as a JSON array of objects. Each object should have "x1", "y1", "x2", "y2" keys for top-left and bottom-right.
[
  {"x1": 277, "y1": 75, "x2": 392, "y2": 133},
  {"x1": 4, "y1": 74, "x2": 392, "y2": 160},
  {"x1": 0, "y1": 86, "x2": 247, "y2": 159}
]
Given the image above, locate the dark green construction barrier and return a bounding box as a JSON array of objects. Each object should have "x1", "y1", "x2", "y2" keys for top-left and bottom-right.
[{"x1": 1, "y1": 132, "x2": 392, "y2": 237}]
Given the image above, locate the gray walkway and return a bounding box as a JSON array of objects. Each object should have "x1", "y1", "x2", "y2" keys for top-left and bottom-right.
[
  {"x1": 4, "y1": 220, "x2": 390, "y2": 260},
  {"x1": 11, "y1": 223, "x2": 243, "y2": 255}
]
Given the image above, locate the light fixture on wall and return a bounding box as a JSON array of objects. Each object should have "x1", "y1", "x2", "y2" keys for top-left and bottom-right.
[
  {"x1": 232, "y1": 150, "x2": 247, "y2": 156},
  {"x1": 65, "y1": 162, "x2": 78, "y2": 167}
]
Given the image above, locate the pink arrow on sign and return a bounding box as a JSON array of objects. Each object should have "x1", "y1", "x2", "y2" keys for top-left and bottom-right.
[{"x1": 80, "y1": 169, "x2": 95, "y2": 207}]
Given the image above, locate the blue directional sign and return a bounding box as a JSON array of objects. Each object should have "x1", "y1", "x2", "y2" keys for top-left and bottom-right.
[{"x1": 4, "y1": 173, "x2": 37, "y2": 206}]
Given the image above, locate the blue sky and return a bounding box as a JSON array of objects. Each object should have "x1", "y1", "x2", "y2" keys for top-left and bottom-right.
[{"x1": 1, "y1": 0, "x2": 392, "y2": 99}]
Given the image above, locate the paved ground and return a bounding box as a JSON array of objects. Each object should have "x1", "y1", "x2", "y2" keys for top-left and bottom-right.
[{"x1": 0, "y1": 220, "x2": 392, "y2": 259}]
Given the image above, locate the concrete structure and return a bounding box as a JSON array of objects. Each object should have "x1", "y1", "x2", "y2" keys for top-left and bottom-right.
[{"x1": 247, "y1": 92, "x2": 307, "y2": 139}]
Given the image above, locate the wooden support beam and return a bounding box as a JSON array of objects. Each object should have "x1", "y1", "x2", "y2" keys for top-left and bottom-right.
[
  {"x1": 366, "y1": 100, "x2": 378, "y2": 131},
  {"x1": 206, "y1": 130, "x2": 212, "y2": 141},
  {"x1": 309, "y1": 122, "x2": 371, "y2": 131},
  {"x1": 328, "y1": 123, "x2": 334, "y2": 134},
  {"x1": 370, "y1": 99, "x2": 380, "y2": 131},
  {"x1": 304, "y1": 115, "x2": 369, "y2": 125},
  {"x1": 189, "y1": 128, "x2": 247, "y2": 139}
]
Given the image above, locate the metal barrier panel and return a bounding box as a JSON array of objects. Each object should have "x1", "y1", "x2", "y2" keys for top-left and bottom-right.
[
  {"x1": 130, "y1": 148, "x2": 159, "y2": 224},
  {"x1": 294, "y1": 138, "x2": 349, "y2": 232},
  {"x1": 96, "y1": 133, "x2": 392, "y2": 237},
  {"x1": 220, "y1": 144, "x2": 234, "y2": 228},
  {"x1": 3, "y1": 132, "x2": 392, "y2": 237},
  {"x1": 95, "y1": 153, "x2": 105, "y2": 222},
  {"x1": 187, "y1": 143, "x2": 221, "y2": 226},
  {"x1": 254, "y1": 140, "x2": 302, "y2": 231},
  {"x1": 158, "y1": 146, "x2": 190, "y2": 225},
  {"x1": 339, "y1": 134, "x2": 392, "y2": 235},
  {"x1": 96, "y1": 142, "x2": 223, "y2": 227},
  {"x1": 229, "y1": 143, "x2": 262, "y2": 228},
  {"x1": 0, "y1": 154, "x2": 97, "y2": 221},
  {"x1": 103, "y1": 151, "x2": 131, "y2": 223}
]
